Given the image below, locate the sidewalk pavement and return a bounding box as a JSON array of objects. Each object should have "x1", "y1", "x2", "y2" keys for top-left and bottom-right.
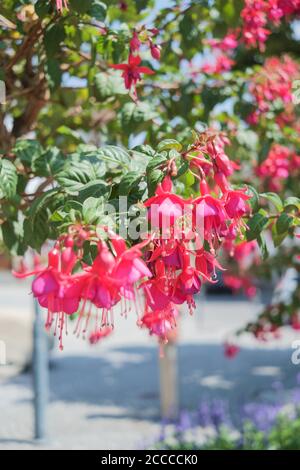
[{"x1": 0, "y1": 272, "x2": 300, "y2": 449}]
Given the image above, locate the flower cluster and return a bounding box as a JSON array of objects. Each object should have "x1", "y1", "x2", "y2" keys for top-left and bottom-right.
[
  {"x1": 248, "y1": 56, "x2": 300, "y2": 125},
  {"x1": 222, "y1": 240, "x2": 260, "y2": 298},
  {"x1": 200, "y1": 31, "x2": 238, "y2": 74},
  {"x1": 202, "y1": 1, "x2": 300, "y2": 74},
  {"x1": 14, "y1": 230, "x2": 152, "y2": 349},
  {"x1": 14, "y1": 132, "x2": 254, "y2": 350},
  {"x1": 256, "y1": 144, "x2": 300, "y2": 191},
  {"x1": 110, "y1": 28, "x2": 160, "y2": 100},
  {"x1": 139, "y1": 132, "x2": 252, "y2": 344}
]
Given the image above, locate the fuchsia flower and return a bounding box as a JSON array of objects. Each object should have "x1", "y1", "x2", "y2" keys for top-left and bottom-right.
[
  {"x1": 14, "y1": 231, "x2": 151, "y2": 349},
  {"x1": 110, "y1": 54, "x2": 154, "y2": 99},
  {"x1": 195, "y1": 248, "x2": 225, "y2": 282},
  {"x1": 224, "y1": 189, "x2": 251, "y2": 220},
  {"x1": 249, "y1": 56, "x2": 300, "y2": 126},
  {"x1": 224, "y1": 342, "x2": 240, "y2": 359},
  {"x1": 193, "y1": 194, "x2": 227, "y2": 248},
  {"x1": 140, "y1": 303, "x2": 178, "y2": 343},
  {"x1": 206, "y1": 32, "x2": 239, "y2": 52},
  {"x1": 130, "y1": 32, "x2": 141, "y2": 52},
  {"x1": 144, "y1": 188, "x2": 186, "y2": 229},
  {"x1": 223, "y1": 274, "x2": 257, "y2": 298},
  {"x1": 56, "y1": 0, "x2": 69, "y2": 12},
  {"x1": 292, "y1": 314, "x2": 300, "y2": 330},
  {"x1": 207, "y1": 0, "x2": 300, "y2": 55},
  {"x1": 89, "y1": 326, "x2": 113, "y2": 345},
  {"x1": 257, "y1": 144, "x2": 300, "y2": 191},
  {"x1": 14, "y1": 130, "x2": 254, "y2": 350},
  {"x1": 150, "y1": 43, "x2": 161, "y2": 60},
  {"x1": 201, "y1": 54, "x2": 235, "y2": 74}
]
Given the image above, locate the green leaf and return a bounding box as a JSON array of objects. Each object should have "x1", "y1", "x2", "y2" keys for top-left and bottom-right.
[
  {"x1": 272, "y1": 223, "x2": 288, "y2": 248},
  {"x1": 70, "y1": 0, "x2": 92, "y2": 14},
  {"x1": 284, "y1": 197, "x2": 300, "y2": 211},
  {"x1": 132, "y1": 145, "x2": 156, "y2": 157},
  {"x1": 246, "y1": 213, "x2": 269, "y2": 241},
  {"x1": 44, "y1": 23, "x2": 65, "y2": 58},
  {"x1": 147, "y1": 169, "x2": 164, "y2": 197},
  {"x1": 157, "y1": 139, "x2": 182, "y2": 152},
  {"x1": 257, "y1": 234, "x2": 268, "y2": 260},
  {"x1": 77, "y1": 180, "x2": 110, "y2": 200},
  {"x1": 82, "y1": 197, "x2": 105, "y2": 224},
  {"x1": 0, "y1": 159, "x2": 17, "y2": 199},
  {"x1": 118, "y1": 171, "x2": 142, "y2": 196},
  {"x1": 45, "y1": 59, "x2": 62, "y2": 90},
  {"x1": 14, "y1": 139, "x2": 43, "y2": 166},
  {"x1": 260, "y1": 192, "x2": 283, "y2": 212},
  {"x1": 245, "y1": 185, "x2": 259, "y2": 212},
  {"x1": 146, "y1": 154, "x2": 168, "y2": 172},
  {"x1": 120, "y1": 102, "x2": 158, "y2": 134},
  {"x1": 57, "y1": 158, "x2": 108, "y2": 195},
  {"x1": 1, "y1": 220, "x2": 25, "y2": 255},
  {"x1": 96, "y1": 145, "x2": 131, "y2": 170},
  {"x1": 34, "y1": 147, "x2": 65, "y2": 177},
  {"x1": 94, "y1": 72, "x2": 127, "y2": 100},
  {"x1": 88, "y1": 0, "x2": 107, "y2": 21},
  {"x1": 35, "y1": 0, "x2": 51, "y2": 17},
  {"x1": 26, "y1": 189, "x2": 62, "y2": 250},
  {"x1": 276, "y1": 213, "x2": 293, "y2": 234},
  {"x1": 176, "y1": 160, "x2": 189, "y2": 178}
]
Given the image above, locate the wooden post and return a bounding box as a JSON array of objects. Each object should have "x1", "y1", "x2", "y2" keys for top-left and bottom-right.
[{"x1": 159, "y1": 340, "x2": 179, "y2": 420}]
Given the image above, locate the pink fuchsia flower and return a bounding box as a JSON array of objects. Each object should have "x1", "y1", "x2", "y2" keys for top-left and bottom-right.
[
  {"x1": 256, "y1": 144, "x2": 300, "y2": 191},
  {"x1": 201, "y1": 54, "x2": 235, "y2": 74},
  {"x1": 193, "y1": 194, "x2": 227, "y2": 249},
  {"x1": 291, "y1": 314, "x2": 300, "y2": 330},
  {"x1": 14, "y1": 246, "x2": 79, "y2": 316},
  {"x1": 89, "y1": 326, "x2": 113, "y2": 345},
  {"x1": 110, "y1": 54, "x2": 154, "y2": 99},
  {"x1": 140, "y1": 302, "x2": 178, "y2": 343},
  {"x1": 277, "y1": 0, "x2": 300, "y2": 15},
  {"x1": 130, "y1": 32, "x2": 141, "y2": 52},
  {"x1": 13, "y1": 246, "x2": 81, "y2": 350},
  {"x1": 195, "y1": 248, "x2": 225, "y2": 283},
  {"x1": 240, "y1": 0, "x2": 271, "y2": 51},
  {"x1": 224, "y1": 342, "x2": 240, "y2": 359},
  {"x1": 249, "y1": 56, "x2": 300, "y2": 121},
  {"x1": 56, "y1": 0, "x2": 69, "y2": 12},
  {"x1": 223, "y1": 274, "x2": 257, "y2": 298},
  {"x1": 144, "y1": 180, "x2": 187, "y2": 230},
  {"x1": 224, "y1": 189, "x2": 251, "y2": 220},
  {"x1": 206, "y1": 32, "x2": 239, "y2": 52},
  {"x1": 214, "y1": 150, "x2": 239, "y2": 177},
  {"x1": 149, "y1": 42, "x2": 161, "y2": 60}
]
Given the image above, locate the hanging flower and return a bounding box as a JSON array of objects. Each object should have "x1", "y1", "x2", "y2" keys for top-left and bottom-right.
[
  {"x1": 110, "y1": 54, "x2": 154, "y2": 100},
  {"x1": 55, "y1": 0, "x2": 69, "y2": 12}
]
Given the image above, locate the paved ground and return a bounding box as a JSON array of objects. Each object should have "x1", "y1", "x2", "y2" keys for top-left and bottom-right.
[{"x1": 1, "y1": 272, "x2": 300, "y2": 450}]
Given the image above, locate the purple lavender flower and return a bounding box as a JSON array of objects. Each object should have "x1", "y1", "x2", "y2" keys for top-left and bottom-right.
[
  {"x1": 242, "y1": 402, "x2": 282, "y2": 432},
  {"x1": 210, "y1": 399, "x2": 230, "y2": 429},
  {"x1": 176, "y1": 410, "x2": 192, "y2": 435},
  {"x1": 197, "y1": 401, "x2": 212, "y2": 427}
]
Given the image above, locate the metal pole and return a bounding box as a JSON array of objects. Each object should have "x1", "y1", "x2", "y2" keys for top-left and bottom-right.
[
  {"x1": 159, "y1": 340, "x2": 179, "y2": 421},
  {"x1": 33, "y1": 299, "x2": 49, "y2": 441}
]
